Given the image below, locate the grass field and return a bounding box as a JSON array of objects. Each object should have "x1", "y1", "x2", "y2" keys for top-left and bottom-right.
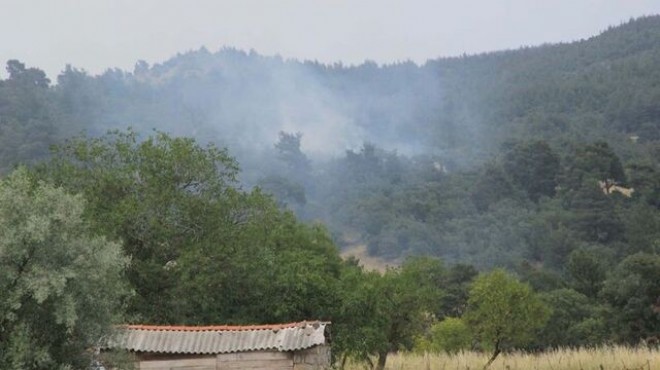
[{"x1": 344, "y1": 346, "x2": 660, "y2": 370}]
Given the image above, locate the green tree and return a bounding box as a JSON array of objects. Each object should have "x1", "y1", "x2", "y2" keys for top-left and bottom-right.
[
  {"x1": 372, "y1": 257, "x2": 445, "y2": 370},
  {"x1": 561, "y1": 141, "x2": 626, "y2": 191},
  {"x1": 601, "y1": 253, "x2": 660, "y2": 343},
  {"x1": 438, "y1": 263, "x2": 479, "y2": 318},
  {"x1": 525, "y1": 197, "x2": 580, "y2": 268},
  {"x1": 256, "y1": 175, "x2": 307, "y2": 208},
  {"x1": 567, "y1": 181, "x2": 624, "y2": 243},
  {"x1": 274, "y1": 131, "x2": 311, "y2": 174},
  {"x1": 421, "y1": 317, "x2": 472, "y2": 353},
  {"x1": 272, "y1": 131, "x2": 312, "y2": 194},
  {"x1": 175, "y1": 212, "x2": 343, "y2": 325},
  {"x1": 627, "y1": 162, "x2": 660, "y2": 208},
  {"x1": 0, "y1": 60, "x2": 58, "y2": 173},
  {"x1": 471, "y1": 163, "x2": 519, "y2": 212},
  {"x1": 502, "y1": 140, "x2": 560, "y2": 202},
  {"x1": 566, "y1": 246, "x2": 611, "y2": 298},
  {"x1": 334, "y1": 257, "x2": 445, "y2": 370},
  {"x1": 517, "y1": 261, "x2": 566, "y2": 292},
  {"x1": 35, "y1": 129, "x2": 345, "y2": 329},
  {"x1": 538, "y1": 289, "x2": 609, "y2": 347},
  {"x1": 36, "y1": 129, "x2": 241, "y2": 322},
  {"x1": 333, "y1": 260, "x2": 388, "y2": 368},
  {"x1": 623, "y1": 202, "x2": 660, "y2": 255},
  {"x1": 0, "y1": 168, "x2": 129, "y2": 370},
  {"x1": 465, "y1": 269, "x2": 550, "y2": 369}
]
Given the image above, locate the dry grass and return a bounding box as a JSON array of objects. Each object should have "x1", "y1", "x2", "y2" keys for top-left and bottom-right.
[{"x1": 344, "y1": 346, "x2": 660, "y2": 370}]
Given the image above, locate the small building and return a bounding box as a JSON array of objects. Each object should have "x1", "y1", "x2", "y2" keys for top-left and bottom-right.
[{"x1": 103, "y1": 321, "x2": 331, "y2": 370}]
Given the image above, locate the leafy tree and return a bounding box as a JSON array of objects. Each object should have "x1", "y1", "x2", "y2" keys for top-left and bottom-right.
[
  {"x1": 0, "y1": 60, "x2": 57, "y2": 173},
  {"x1": 0, "y1": 168, "x2": 129, "y2": 369},
  {"x1": 443, "y1": 199, "x2": 534, "y2": 268},
  {"x1": 416, "y1": 317, "x2": 472, "y2": 354},
  {"x1": 55, "y1": 65, "x2": 103, "y2": 138},
  {"x1": 274, "y1": 131, "x2": 311, "y2": 173},
  {"x1": 333, "y1": 260, "x2": 388, "y2": 368},
  {"x1": 271, "y1": 131, "x2": 313, "y2": 194},
  {"x1": 371, "y1": 257, "x2": 445, "y2": 370},
  {"x1": 538, "y1": 289, "x2": 609, "y2": 347},
  {"x1": 256, "y1": 175, "x2": 307, "y2": 208},
  {"x1": 5, "y1": 59, "x2": 50, "y2": 88},
  {"x1": 465, "y1": 269, "x2": 550, "y2": 369},
  {"x1": 175, "y1": 212, "x2": 343, "y2": 325},
  {"x1": 623, "y1": 202, "x2": 660, "y2": 255},
  {"x1": 561, "y1": 142, "x2": 626, "y2": 191},
  {"x1": 471, "y1": 163, "x2": 518, "y2": 212},
  {"x1": 567, "y1": 181, "x2": 624, "y2": 243},
  {"x1": 438, "y1": 263, "x2": 479, "y2": 318},
  {"x1": 502, "y1": 140, "x2": 560, "y2": 202},
  {"x1": 566, "y1": 246, "x2": 611, "y2": 298},
  {"x1": 35, "y1": 129, "x2": 241, "y2": 322},
  {"x1": 334, "y1": 257, "x2": 445, "y2": 370},
  {"x1": 601, "y1": 253, "x2": 660, "y2": 343},
  {"x1": 516, "y1": 261, "x2": 566, "y2": 292},
  {"x1": 339, "y1": 143, "x2": 406, "y2": 187},
  {"x1": 35, "y1": 129, "x2": 345, "y2": 330},
  {"x1": 627, "y1": 162, "x2": 660, "y2": 208}
]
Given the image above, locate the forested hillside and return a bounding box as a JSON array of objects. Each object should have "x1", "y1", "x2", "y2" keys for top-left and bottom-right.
[
  {"x1": 3, "y1": 16, "x2": 659, "y2": 261},
  {"x1": 1, "y1": 15, "x2": 659, "y2": 368}
]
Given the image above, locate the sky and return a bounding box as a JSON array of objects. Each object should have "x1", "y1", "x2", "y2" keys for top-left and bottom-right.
[{"x1": 2, "y1": 0, "x2": 660, "y2": 80}]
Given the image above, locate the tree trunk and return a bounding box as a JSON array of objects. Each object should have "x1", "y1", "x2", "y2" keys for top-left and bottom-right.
[
  {"x1": 375, "y1": 350, "x2": 388, "y2": 370},
  {"x1": 339, "y1": 353, "x2": 348, "y2": 370},
  {"x1": 483, "y1": 340, "x2": 501, "y2": 370}
]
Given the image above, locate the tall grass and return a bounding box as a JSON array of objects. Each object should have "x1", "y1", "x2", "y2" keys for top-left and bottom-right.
[{"x1": 344, "y1": 346, "x2": 659, "y2": 370}]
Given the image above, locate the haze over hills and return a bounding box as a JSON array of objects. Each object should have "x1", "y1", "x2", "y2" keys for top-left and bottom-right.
[
  {"x1": 1, "y1": 15, "x2": 660, "y2": 360},
  {"x1": 53, "y1": 15, "x2": 660, "y2": 161},
  {"x1": 1, "y1": 15, "x2": 660, "y2": 265}
]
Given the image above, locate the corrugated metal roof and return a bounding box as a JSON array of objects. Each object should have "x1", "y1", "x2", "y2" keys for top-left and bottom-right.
[{"x1": 105, "y1": 321, "x2": 329, "y2": 354}]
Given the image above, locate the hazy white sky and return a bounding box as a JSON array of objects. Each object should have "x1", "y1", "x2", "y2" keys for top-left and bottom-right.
[{"x1": 2, "y1": 0, "x2": 660, "y2": 79}]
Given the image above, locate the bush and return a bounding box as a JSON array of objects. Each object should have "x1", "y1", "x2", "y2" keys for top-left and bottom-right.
[{"x1": 415, "y1": 317, "x2": 472, "y2": 353}]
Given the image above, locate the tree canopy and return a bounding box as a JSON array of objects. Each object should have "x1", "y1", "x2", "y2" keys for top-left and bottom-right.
[
  {"x1": 33, "y1": 130, "x2": 345, "y2": 328},
  {"x1": 0, "y1": 168, "x2": 129, "y2": 370},
  {"x1": 0, "y1": 14, "x2": 660, "y2": 366},
  {"x1": 465, "y1": 269, "x2": 550, "y2": 368}
]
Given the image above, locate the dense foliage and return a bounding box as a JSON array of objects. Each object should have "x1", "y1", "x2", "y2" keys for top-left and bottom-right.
[
  {"x1": 0, "y1": 168, "x2": 129, "y2": 369},
  {"x1": 34, "y1": 130, "x2": 344, "y2": 326},
  {"x1": 465, "y1": 270, "x2": 550, "y2": 367},
  {"x1": 0, "y1": 15, "x2": 659, "y2": 369}
]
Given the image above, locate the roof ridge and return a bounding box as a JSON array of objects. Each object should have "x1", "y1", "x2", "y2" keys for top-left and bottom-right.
[{"x1": 119, "y1": 321, "x2": 327, "y2": 332}]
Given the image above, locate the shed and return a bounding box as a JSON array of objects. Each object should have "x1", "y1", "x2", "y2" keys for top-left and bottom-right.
[{"x1": 103, "y1": 321, "x2": 331, "y2": 370}]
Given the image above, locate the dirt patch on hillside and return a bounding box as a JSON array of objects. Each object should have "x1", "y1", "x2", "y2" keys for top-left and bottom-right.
[{"x1": 340, "y1": 244, "x2": 398, "y2": 272}]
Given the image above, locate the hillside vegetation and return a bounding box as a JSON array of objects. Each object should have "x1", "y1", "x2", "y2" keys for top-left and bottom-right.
[{"x1": 0, "y1": 15, "x2": 659, "y2": 370}]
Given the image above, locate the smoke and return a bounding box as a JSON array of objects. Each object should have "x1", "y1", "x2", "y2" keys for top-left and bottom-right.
[
  {"x1": 265, "y1": 59, "x2": 367, "y2": 156},
  {"x1": 128, "y1": 48, "x2": 453, "y2": 161},
  {"x1": 59, "y1": 45, "x2": 496, "y2": 178}
]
